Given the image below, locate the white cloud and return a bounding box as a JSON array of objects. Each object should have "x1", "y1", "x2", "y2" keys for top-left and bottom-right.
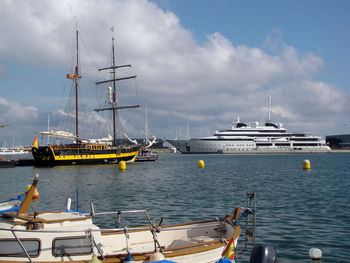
[
  {"x1": 0, "y1": 0, "x2": 349, "y2": 145},
  {"x1": 0, "y1": 97, "x2": 38, "y2": 122}
]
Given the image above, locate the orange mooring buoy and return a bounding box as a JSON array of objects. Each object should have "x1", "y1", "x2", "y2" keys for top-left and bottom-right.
[{"x1": 27, "y1": 184, "x2": 39, "y2": 199}]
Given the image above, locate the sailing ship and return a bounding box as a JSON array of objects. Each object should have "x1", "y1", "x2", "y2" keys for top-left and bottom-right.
[
  {"x1": 32, "y1": 29, "x2": 140, "y2": 166},
  {"x1": 0, "y1": 175, "x2": 254, "y2": 263}
]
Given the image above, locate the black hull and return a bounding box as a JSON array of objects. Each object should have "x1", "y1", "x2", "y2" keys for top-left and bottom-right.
[{"x1": 0, "y1": 160, "x2": 15, "y2": 168}]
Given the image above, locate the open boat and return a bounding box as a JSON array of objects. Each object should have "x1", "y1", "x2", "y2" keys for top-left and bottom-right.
[
  {"x1": 0, "y1": 176, "x2": 249, "y2": 263},
  {"x1": 135, "y1": 148, "x2": 159, "y2": 162},
  {"x1": 31, "y1": 28, "x2": 140, "y2": 166},
  {"x1": 0, "y1": 195, "x2": 24, "y2": 216}
]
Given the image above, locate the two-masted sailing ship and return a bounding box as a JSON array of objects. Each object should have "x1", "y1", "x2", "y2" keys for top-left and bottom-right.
[{"x1": 32, "y1": 29, "x2": 141, "y2": 166}]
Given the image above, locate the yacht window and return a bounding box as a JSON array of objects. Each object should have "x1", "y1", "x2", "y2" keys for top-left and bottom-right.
[
  {"x1": 53, "y1": 236, "x2": 92, "y2": 256},
  {"x1": 0, "y1": 239, "x2": 40, "y2": 257}
]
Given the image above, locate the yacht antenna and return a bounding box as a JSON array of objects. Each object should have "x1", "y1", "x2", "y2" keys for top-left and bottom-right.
[
  {"x1": 145, "y1": 102, "x2": 148, "y2": 144},
  {"x1": 187, "y1": 121, "x2": 190, "y2": 140},
  {"x1": 267, "y1": 96, "x2": 272, "y2": 122}
]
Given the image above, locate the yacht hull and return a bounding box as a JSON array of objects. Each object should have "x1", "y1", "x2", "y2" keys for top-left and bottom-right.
[{"x1": 167, "y1": 139, "x2": 330, "y2": 154}]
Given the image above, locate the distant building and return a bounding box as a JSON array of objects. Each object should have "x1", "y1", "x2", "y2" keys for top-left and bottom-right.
[{"x1": 326, "y1": 134, "x2": 350, "y2": 149}]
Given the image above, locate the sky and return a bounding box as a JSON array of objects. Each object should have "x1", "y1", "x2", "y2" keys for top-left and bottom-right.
[{"x1": 0, "y1": 0, "x2": 349, "y2": 146}]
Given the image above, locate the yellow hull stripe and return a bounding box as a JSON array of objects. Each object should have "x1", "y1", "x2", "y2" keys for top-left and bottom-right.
[{"x1": 52, "y1": 150, "x2": 139, "y2": 161}]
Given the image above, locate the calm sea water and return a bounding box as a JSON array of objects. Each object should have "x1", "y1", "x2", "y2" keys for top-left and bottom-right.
[{"x1": 0, "y1": 153, "x2": 349, "y2": 262}]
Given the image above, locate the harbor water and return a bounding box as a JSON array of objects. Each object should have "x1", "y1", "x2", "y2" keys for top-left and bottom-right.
[{"x1": 0, "y1": 153, "x2": 349, "y2": 262}]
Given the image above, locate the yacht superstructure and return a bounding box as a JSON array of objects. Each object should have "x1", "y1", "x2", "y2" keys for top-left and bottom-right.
[{"x1": 168, "y1": 117, "x2": 330, "y2": 154}]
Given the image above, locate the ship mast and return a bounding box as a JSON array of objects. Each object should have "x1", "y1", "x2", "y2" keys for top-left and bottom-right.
[
  {"x1": 66, "y1": 28, "x2": 81, "y2": 141},
  {"x1": 75, "y1": 29, "x2": 80, "y2": 139},
  {"x1": 95, "y1": 37, "x2": 139, "y2": 146}
]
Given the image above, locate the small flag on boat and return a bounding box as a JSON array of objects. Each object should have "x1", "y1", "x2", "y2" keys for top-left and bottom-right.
[
  {"x1": 32, "y1": 136, "x2": 38, "y2": 148},
  {"x1": 221, "y1": 237, "x2": 236, "y2": 262}
]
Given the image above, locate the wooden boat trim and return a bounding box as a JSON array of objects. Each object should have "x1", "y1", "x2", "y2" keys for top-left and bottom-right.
[
  {"x1": 164, "y1": 240, "x2": 225, "y2": 258},
  {"x1": 101, "y1": 238, "x2": 234, "y2": 262},
  {"x1": 102, "y1": 224, "x2": 242, "y2": 261},
  {"x1": 12, "y1": 216, "x2": 92, "y2": 227}
]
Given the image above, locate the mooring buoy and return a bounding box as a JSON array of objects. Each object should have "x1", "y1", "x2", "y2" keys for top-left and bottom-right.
[
  {"x1": 302, "y1": 159, "x2": 311, "y2": 170},
  {"x1": 27, "y1": 184, "x2": 39, "y2": 199},
  {"x1": 197, "y1": 160, "x2": 205, "y2": 168},
  {"x1": 118, "y1": 161, "x2": 126, "y2": 170}
]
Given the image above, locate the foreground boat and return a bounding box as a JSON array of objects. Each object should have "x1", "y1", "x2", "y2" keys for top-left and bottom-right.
[
  {"x1": 0, "y1": 176, "x2": 246, "y2": 263},
  {"x1": 32, "y1": 28, "x2": 141, "y2": 166}
]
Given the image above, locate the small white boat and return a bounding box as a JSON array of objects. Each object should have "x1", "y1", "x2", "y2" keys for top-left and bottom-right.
[
  {"x1": 0, "y1": 147, "x2": 28, "y2": 155},
  {"x1": 0, "y1": 175, "x2": 250, "y2": 263},
  {"x1": 0, "y1": 195, "x2": 24, "y2": 216}
]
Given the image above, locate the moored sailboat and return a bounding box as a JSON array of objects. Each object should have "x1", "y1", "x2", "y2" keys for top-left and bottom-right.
[{"x1": 32, "y1": 28, "x2": 140, "y2": 166}]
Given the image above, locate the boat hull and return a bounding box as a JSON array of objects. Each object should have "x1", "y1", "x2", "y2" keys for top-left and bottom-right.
[
  {"x1": 0, "y1": 214, "x2": 240, "y2": 263},
  {"x1": 32, "y1": 144, "x2": 140, "y2": 166},
  {"x1": 135, "y1": 149, "x2": 158, "y2": 162},
  {"x1": 167, "y1": 139, "x2": 331, "y2": 154},
  {"x1": 0, "y1": 195, "x2": 24, "y2": 216}
]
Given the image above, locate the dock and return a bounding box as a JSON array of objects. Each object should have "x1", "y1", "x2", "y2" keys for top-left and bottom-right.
[{"x1": 0, "y1": 159, "x2": 35, "y2": 168}]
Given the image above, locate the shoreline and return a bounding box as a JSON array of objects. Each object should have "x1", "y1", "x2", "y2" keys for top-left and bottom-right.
[
  {"x1": 153, "y1": 148, "x2": 350, "y2": 154},
  {"x1": 222, "y1": 149, "x2": 350, "y2": 154}
]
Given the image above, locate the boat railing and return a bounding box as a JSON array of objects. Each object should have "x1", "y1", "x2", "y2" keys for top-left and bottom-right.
[
  {"x1": 0, "y1": 220, "x2": 225, "y2": 262},
  {"x1": 0, "y1": 221, "x2": 224, "y2": 234},
  {"x1": 89, "y1": 203, "x2": 155, "y2": 228}
]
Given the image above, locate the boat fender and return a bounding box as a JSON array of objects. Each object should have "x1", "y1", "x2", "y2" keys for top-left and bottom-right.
[
  {"x1": 149, "y1": 248, "x2": 165, "y2": 261},
  {"x1": 215, "y1": 258, "x2": 233, "y2": 263},
  {"x1": 89, "y1": 254, "x2": 102, "y2": 263},
  {"x1": 249, "y1": 245, "x2": 277, "y2": 263},
  {"x1": 123, "y1": 252, "x2": 135, "y2": 262},
  {"x1": 309, "y1": 248, "x2": 322, "y2": 260}
]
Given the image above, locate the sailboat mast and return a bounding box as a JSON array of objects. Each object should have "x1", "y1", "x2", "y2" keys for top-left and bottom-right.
[
  {"x1": 95, "y1": 35, "x2": 139, "y2": 147},
  {"x1": 75, "y1": 29, "x2": 79, "y2": 139},
  {"x1": 112, "y1": 37, "x2": 117, "y2": 146},
  {"x1": 145, "y1": 102, "x2": 148, "y2": 143}
]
